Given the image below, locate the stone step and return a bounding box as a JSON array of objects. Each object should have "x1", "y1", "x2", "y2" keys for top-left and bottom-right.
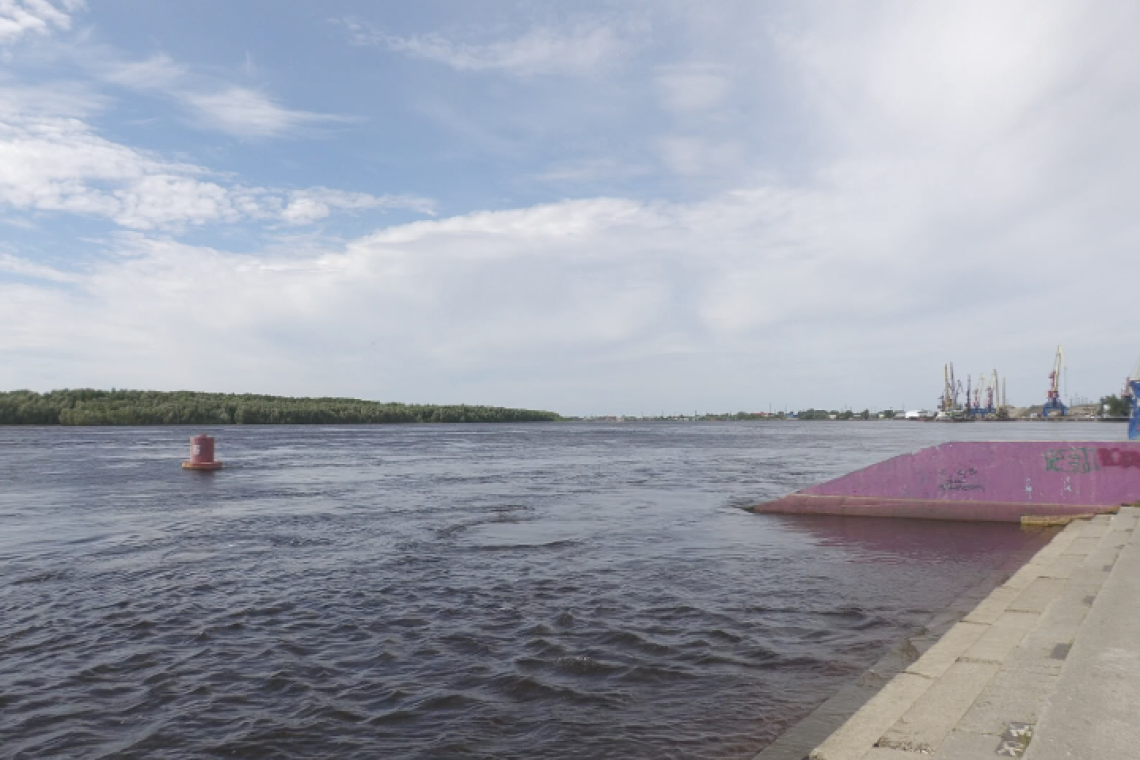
[{"x1": 806, "y1": 509, "x2": 1138, "y2": 760}]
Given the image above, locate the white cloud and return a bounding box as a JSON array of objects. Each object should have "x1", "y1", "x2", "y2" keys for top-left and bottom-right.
[
  {"x1": 102, "y1": 54, "x2": 349, "y2": 139},
  {"x1": 280, "y1": 197, "x2": 329, "y2": 226},
  {"x1": 0, "y1": 78, "x2": 104, "y2": 116},
  {"x1": 656, "y1": 135, "x2": 744, "y2": 176},
  {"x1": 0, "y1": 108, "x2": 240, "y2": 229},
  {"x1": 0, "y1": 0, "x2": 82, "y2": 44},
  {"x1": 102, "y1": 53, "x2": 185, "y2": 91},
  {"x1": 282, "y1": 188, "x2": 435, "y2": 225},
  {"x1": 184, "y1": 86, "x2": 346, "y2": 138},
  {"x1": 0, "y1": 95, "x2": 432, "y2": 230},
  {"x1": 4, "y1": 165, "x2": 1132, "y2": 411},
  {"x1": 0, "y1": 252, "x2": 78, "y2": 282},
  {"x1": 344, "y1": 19, "x2": 630, "y2": 77},
  {"x1": 655, "y1": 64, "x2": 732, "y2": 114},
  {"x1": 3, "y1": 2, "x2": 1139, "y2": 413},
  {"x1": 535, "y1": 157, "x2": 651, "y2": 184}
]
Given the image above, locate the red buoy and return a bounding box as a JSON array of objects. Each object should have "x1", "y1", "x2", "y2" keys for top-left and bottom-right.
[{"x1": 182, "y1": 434, "x2": 223, "y2": 470}]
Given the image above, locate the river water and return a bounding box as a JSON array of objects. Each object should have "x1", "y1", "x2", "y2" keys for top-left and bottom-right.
[{"x1": 0, "y1": 421, "x2": 1115, "y2": 759}]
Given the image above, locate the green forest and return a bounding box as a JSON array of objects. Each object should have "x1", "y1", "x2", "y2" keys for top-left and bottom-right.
[{"x1": 0, "y1": 389, "x2": 562, "y2": 426}]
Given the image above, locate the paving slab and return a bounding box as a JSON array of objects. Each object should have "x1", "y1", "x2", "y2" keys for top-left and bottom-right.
[
  {"x1": 879, "y1": 660, "x2": 999, "y2": 753},
  {"x1": 755, "y1": 560, "x2": 1040, "y2": 760},
  {"x1": 797, "y1": 509, "x2": 1140, "y2": 760},
  {"x1": 904, "y1": 621, "x2": 986, "y2": 679},
  {"x1": 1024, "y1": 507, "x2": 1140, "y2": 760},
  {"x1": 999, "y1": 598, "x2": 1085, "y2": 677},
  {"x1": 953, "y1": 669, "x2": 1058, "y2": 736},
  {"x1": 1074, "y1": 521, "x2": 1109, "y2": 539},
  {"x1": 1065, "y1": 563, "x2": 1112, "y2": 591},
  {"x1": 809, "y1": 673, "x2": 934, "y2": 760},
  {"x1": 961, "y1": 586, "x2": 1022, "y2": 625},
  {"x1": 1006, "y1": 577, "x2": 1065, "y2": 614},
  {"x1": 932, "y1": 726, "x2": 1012, "y2": 760},
  {"x1": 909, "y1": 627, "x2": 950, "y2": 657},
  {"x1": 1060, "y1": 536, "x2": 1101, "y2": 555},
  {"x1": 1112, "y1": 512, "x2": 1138, "y2": 530},
  {"x1": 862, "y1": 748, "x2": 914, "y2": 759},
  {"x1": 1082, "y1": 543, "x2": 1122, "y2": 573},
  {"x1": 1033, "y1": 552, "x2": 1083, "y2": 579},
  {"x1": 961, "y1": 611, "x2": 1039, "y2": 663}
]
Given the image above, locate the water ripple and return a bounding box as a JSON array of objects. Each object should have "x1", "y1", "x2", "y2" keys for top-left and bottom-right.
[{"x1": 0, "y1": 421, "x2": 1078, "y2": 758}]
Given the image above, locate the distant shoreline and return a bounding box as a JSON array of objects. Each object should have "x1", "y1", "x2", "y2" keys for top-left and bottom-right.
[
  {"x1": 2, "y1": 390, "x2": 1126, "y2": 426},
  {"x1": 0, "y1": 390, "x2": 561, "y2": 426}
]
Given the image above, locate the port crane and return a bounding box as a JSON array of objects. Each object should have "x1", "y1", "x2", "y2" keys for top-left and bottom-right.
[
  {"x1": 1043, "y1": 345, "x2": 1066, "y2": 417},
  {"x1": 969, "y1": 371, "x2": 997, "y2": 416},
  {"x1": 941, "y1": 364, "x2": 962, "y2": 413},
  {"x1": 939, "y1": 364, "x2": 1003, "y2": 418},
  {"x1": 1123, "y1": 356, "x2": 1140, "y2": 399},
  {"x1": 1128, "y1": 357, "x2": 1140, "y2": 440},
  {"x1": 984, "y1": 370, "x2": 998, "y2": 415}
]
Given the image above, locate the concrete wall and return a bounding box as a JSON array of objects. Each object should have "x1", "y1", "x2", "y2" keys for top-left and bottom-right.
[{"x1": 804, "y1": 442, "x2": 1140, "y2": 507}]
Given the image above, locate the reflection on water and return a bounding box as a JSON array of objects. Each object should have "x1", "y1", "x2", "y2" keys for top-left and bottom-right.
[
  {"x1": 0, "y1": 422, "x2": 1088, "y2": 759},
  {"x1": 770, "y1": 514, "x2": 1053, "y2": 564}
]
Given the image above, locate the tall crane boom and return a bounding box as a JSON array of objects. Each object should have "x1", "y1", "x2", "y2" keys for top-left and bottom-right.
[
  {"x1": 1047, "y1": 346, "x2": 1064, "y2": 397},
  {"x1": 936, "y1": 362, "x2": 1004, "y2": 418},
  {"x1": 942, "y1": 364, "x2": 952, "y2": 411},
  {"x1": 1044, "y1": 345, "x2": 1067, "y2": 417}
]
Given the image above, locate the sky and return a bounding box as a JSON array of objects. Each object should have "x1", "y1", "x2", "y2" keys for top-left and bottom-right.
[{"x1": 1, "y1": 0, "x2": 1138, "y2": 416}]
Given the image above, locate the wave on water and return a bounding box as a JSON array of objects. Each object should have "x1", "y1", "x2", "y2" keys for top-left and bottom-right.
[{"x1": 0, "y1": 422, "x2": 1069, "y2": 758}]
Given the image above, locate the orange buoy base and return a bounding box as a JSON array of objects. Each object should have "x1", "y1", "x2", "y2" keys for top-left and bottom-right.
[
  {"x1": 182, "y1": 460, "x2": 224, "y2": 470},
  {"x1": 184, "y1": 434, "x2": 222, "y2": 470}
]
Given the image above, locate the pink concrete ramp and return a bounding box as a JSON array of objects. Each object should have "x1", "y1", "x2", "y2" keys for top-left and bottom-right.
[{"x1": 751, "y1": 442, "x2": 1140, "y2": 523}]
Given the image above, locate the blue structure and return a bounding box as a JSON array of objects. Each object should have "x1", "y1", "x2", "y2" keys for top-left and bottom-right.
[{"x1": 1129, "y1": 381, "x2": 1140, "y2": 441}]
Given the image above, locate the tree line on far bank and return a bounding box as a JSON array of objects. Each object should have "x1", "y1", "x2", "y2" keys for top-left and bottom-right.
[
  {"x1": 0, "y1": 390, "x2": 562, "y2": 426},
  {"x1": 795, "y1": 408, "x2": 875, "y2": 420},
  {"x1": 1101, "y1": 394, "x2": 1131, "y2": 417}
]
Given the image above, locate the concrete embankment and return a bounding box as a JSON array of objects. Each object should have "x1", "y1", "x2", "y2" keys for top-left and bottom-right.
[{"x1": 756, "y1": 507, "x2": 1140, "y2": 760}]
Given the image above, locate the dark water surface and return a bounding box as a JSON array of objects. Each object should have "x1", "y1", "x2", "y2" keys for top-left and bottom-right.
[{"x1": 0, "y1": 422, "x2": 1112, "y2": 759}]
